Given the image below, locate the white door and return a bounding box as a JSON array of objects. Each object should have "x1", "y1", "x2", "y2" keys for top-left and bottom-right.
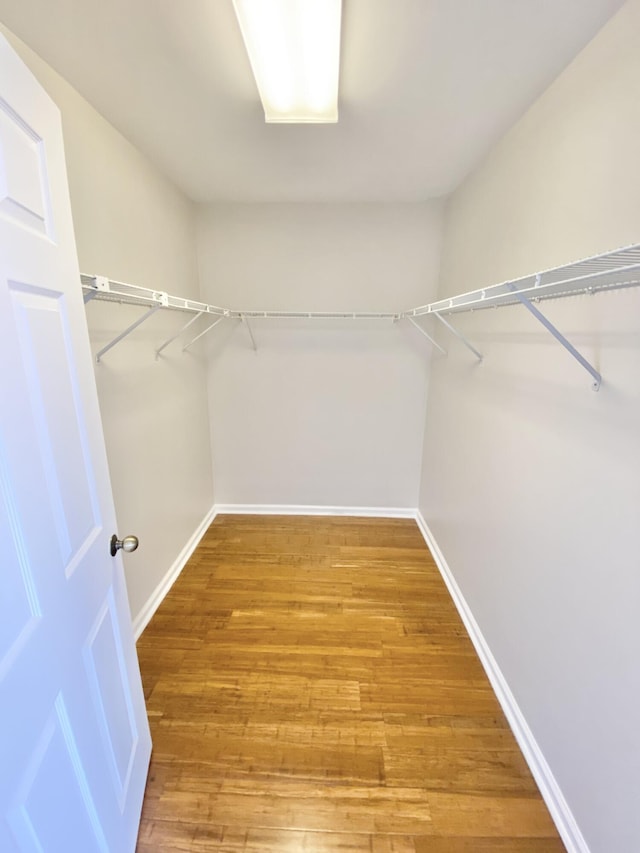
[{"x1": 0, "y1": 34, "x2": 151, "y2": 853}]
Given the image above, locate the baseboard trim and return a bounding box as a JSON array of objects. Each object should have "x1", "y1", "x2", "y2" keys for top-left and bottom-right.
[
  {"x1": 212, "y1": 503, "x2": 416, "y2": 518},
  {"x1": 414, "y1": 511, "x2": 589, "y2": 853},
  {"x1": 132, "y1": 505, "x2": 217, "y2": 640}
]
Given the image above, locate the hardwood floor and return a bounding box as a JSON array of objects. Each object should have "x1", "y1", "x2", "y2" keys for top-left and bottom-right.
[{"x1": 135, "y1": 515, "x2": 566, "y2": 852}]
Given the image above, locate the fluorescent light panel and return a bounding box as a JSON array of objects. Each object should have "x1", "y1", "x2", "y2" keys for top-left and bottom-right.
[{"x1": 232, "y1": 0, "x2": 342, "y2": 123}]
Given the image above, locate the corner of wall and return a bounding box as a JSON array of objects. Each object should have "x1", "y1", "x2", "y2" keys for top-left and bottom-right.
[{"x1": 414, "y1": 512, "x2": 590, "y2": 853}]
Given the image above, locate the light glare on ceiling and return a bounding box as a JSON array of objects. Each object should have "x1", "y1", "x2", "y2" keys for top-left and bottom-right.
[{"x1": 232, "y1": 0, "x2": 342, "y2": 123}]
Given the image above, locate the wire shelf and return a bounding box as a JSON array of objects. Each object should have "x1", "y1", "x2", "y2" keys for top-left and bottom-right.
[
  {"x1": 83, "y1": 244, "x2": 640, "y2": 321},
  {"x1": 80, "y1": 243, "x2": 640, "y2": 383},
  {"x1": 409, "y1": 244, "x2": 640, "y2": 316},
  {"x1": 235, "y1": 310, "x2": 400, "y2": 320}
]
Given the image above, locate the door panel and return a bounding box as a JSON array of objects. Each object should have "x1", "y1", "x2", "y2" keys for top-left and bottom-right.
[
  {"x1": 7, "y1": 696, "x2": 108, "y2": 853},
  {"x1": 0, "y1": 457, "x2": 41, "y2": 681},
  {"x1": 0, "y1": 32, "x2": 151, "y2": 853},
  {"x1": 0, "y1": 96, "x2": 51, "y2": 235},
  {"x1": 10, "y1": 282, "x2": 101, "y2": 566},
  {"x1": 84, "y1": 592, "x2": 140, "y2": 808}
]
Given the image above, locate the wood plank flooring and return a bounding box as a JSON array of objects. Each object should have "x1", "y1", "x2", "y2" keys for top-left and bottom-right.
[{"x1": 135, "y1": 515, "x2": 565, "y2": 852}]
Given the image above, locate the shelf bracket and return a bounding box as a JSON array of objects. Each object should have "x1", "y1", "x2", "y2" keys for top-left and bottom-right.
[
  {"x1": 182, "y1": 316, "x2": 225, "y2": 352},
  {"x1": 507, "y1": 285, "x2": 601, "y2": 391},
  {"x1": 96, "y1": 304, "x2": 162, "y2": 363},
  {"x1": 406, "y1": 316, "x2": 447, "y2": 355},
  {"x1": 433, "y1": 312, "x2": 483, "y2": 361},
  {"x1": 156, "y1": 311, "x2": 205, "y2": 359},
  {"x1": 242, "y1": 314, "x2": 257, "y2": 351}
]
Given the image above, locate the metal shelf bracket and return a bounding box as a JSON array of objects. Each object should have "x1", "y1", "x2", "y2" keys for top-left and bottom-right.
[
  {"x1": 507, "y1": 285, "x2": 601, "y2": 391},
  {"x1": 182, "y1": 316, "x2": 226, "y2": 352},
  {"x1": 242, "y1": 315, "x2": 257, "y2": 351},
  {"x1": 96, "y1": 300, "x2": 166, "y2": 363},
  {"x1": 406, "y1": 316, "x2": 447, "y2": 355},
  {"x1": 156, "y1": 311, "x2": 205, "y2": 359},
  {"x1": 433, "y1": 312, "x2": 483, "y2": 361}
]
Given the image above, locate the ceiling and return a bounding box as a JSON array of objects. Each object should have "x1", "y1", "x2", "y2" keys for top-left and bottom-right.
[{"x1": 0, "y1": 0, "x2": 625, "y2": 203}]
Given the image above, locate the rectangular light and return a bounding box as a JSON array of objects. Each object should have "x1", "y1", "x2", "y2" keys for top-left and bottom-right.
[{"x1": 232, "y1": 0, "x2": 342, "y2": 123}]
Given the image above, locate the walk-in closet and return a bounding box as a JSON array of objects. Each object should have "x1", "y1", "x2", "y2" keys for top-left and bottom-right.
[{"x1": 1, "y1": 2, "x2": 638, "y2": 851}]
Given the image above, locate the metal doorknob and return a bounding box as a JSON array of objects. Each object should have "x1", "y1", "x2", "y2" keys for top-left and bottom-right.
[{"x1": 110, "y1": 534, "x2": 139, "y2": 557}]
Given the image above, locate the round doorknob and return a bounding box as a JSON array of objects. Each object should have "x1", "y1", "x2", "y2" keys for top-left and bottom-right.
[{"x1": 110, "y1": 534, "x2": 139, "y2": 557}]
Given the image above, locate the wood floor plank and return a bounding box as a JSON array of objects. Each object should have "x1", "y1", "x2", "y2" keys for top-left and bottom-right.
[
  {"x1": 136, "y1": 515, "x2": 565, "y2": 851},
  {"x1": 413, "y1": 841, "x2": 565, "y2": 853}
]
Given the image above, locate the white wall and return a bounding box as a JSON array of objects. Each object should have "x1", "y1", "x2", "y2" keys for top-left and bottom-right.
[
  {"x1": 2, "y1": 27, "x2": 215, "y2": 627},
  {"x1": 419, "y1": 2, "x2": 640, "y2": 851},
  {"x1": 198, "y1": 203, "x2": 443, "y2": 508}
]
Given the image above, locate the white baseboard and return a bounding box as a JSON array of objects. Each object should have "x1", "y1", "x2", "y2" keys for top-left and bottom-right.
[
  {"x1": 414, "y1": 511, "x2": 589, "y2": 853},
  {"x1": 132, "y1": 505, "x2": 217, "y2": 640},
  {"x1": 213, "y1": 503, "x2": 416, "y2": 518}
]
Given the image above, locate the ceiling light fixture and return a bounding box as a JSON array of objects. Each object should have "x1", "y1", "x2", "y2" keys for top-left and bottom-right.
[{"x1": 232, "y1": 0, "x2": 342, "y2": 123}]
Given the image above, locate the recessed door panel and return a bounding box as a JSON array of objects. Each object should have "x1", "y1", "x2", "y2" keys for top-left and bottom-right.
[
  {"x1": 85, "y1": 592, "x2": 138, "y2": 807},
  {"x1": 0, "y1": 447, "x2": 40, "y2": 679},
  {"x1": 10, "y1": 282, "x2": 100, "y2": 572},
  {"x1": 8, "y1": 696, "x2": 107, "y2": 852},
  {"x1": 0, "y1": 99, "x2": 49, "y2": 235}
]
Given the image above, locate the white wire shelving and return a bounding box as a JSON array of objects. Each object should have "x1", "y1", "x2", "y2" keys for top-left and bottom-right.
[
  {"x1": 408, "y1": 245, "x2": 640, "y2": 317},
  {"x1": 81, "y1": 243, "x2": 640, "y2": 388},
  {"x1": 406, "y1": 244, "x2": 640, "y2": 390},
  {"x1": 81, "y1": 274, "x2": 232, "y2": 361},
  {"x1": 80, "y1": 274, "x2": 401, "y2": 361}
]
